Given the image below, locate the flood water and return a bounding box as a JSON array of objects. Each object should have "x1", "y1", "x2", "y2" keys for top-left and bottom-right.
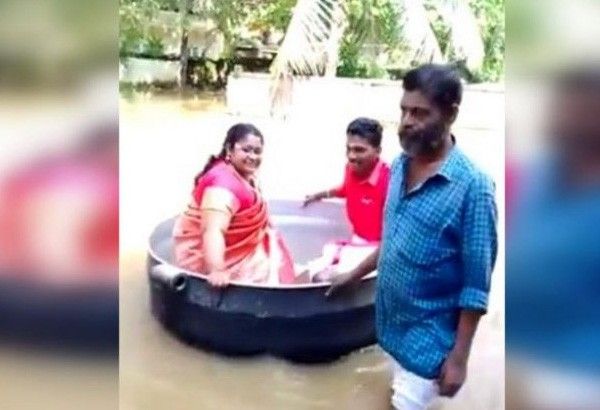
[
  {"x1": 121, "y1": 251, "x2": 392, "y2": 410},
  {"x1": 119, "y1": 89, "x2": 504, "y2": 410}
]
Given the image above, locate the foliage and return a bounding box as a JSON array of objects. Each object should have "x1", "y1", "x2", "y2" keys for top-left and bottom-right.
[
  {"x1": 119, "y1": 0, "x2": 165, "y2": 57},
  {"x1": 269, "y1": 0, "x2": 347, "y2": 77},
  {"x1": 245, "y1": 0, "x2": 296, "y2": 33},
  {"x1": 119, "y1": 0, "x2": 504, "y2": 86},
  {"x1": 193, "y1": 0, "x2": 253, "y2": 58},
  {"x1": 418, "y1": 0, "x2": 503, "y2": 82},
  {"x1": 337, "y1": 0, "x2": 401, "y2": 78},
  {"x1": 469, "y1": 0, "x2": 504, "y2": 82},
  {"x1": 423, "y1": 1, "x2": 451, "y2": 57},
  {"x1": 119, "y1": 0, "x2": 254, "y2": 59},
  {"x1": 268, "y1": 0, "x2": 503, "y2": 81}
]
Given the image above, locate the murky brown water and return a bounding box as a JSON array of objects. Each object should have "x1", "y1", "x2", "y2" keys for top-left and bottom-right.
[
  {"x1": 120, "y1": 252, "x2": 392, "y2": 410},
  {"x1": 119, "y1": 90, "x2": 504, "y2": 410},
  {"x1": 0, "y1": 350, "x2": 117, "y2": 410}
]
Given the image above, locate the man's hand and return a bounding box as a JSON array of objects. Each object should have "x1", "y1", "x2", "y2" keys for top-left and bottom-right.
[
  {"x1": 311, "y1": 268, "x2": 335, "y2": 283},
  {"x1": 438, "y1": 352, "x2": 467, "y2": 397},
  {"x1": 325, "y1": 248, "x2": 379, "y2": 297},
  {"x1": 206, "y1": 270, "x2": 230, "y2": 288},
  {"x1": 302, "y1": 193, "x2": 321, "y2": 208},
  {"x1": 437, "y1": 309, "x2": 481, "y2": 397},
  {"x1": 325, "y1": 271, "x2": 358, "y2": 297}
]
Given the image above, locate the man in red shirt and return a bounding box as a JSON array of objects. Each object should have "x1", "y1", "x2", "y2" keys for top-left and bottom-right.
[{"x1": 303, "y1": 117, "x2": 391, "y2": 280}]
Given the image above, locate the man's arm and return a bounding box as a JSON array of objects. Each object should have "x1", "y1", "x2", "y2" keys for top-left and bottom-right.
[
  {"x1": 326, "y1": 247, "x2": 379, "y2": 296},
  {"x1": 452, "y1": 310, "x2": 483, "y2": 361},
  {"x1": 438, "y1": 310, "x2": 483, "y2": 396},
  {"x1": 458, "y1": 175, "x2": 498, "y2": 312},
  {"x1": 303, "y1": 168, "x2": 347, "y2": 207},
  {"x1": 303, "y1": 188, "x2": 338, "y2": 206},
  {"x1": 439, "y1": 174, "x2": 498, "y2": 396}
]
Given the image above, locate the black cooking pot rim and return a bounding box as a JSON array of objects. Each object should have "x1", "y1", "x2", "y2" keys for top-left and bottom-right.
[{"x1": 147, "y1": 244, "x2": 377, "y2": 290}]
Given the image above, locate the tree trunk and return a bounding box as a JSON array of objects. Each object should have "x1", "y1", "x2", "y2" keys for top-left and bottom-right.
[{"x1": 179, "y1": 0, "x2": 193, "y2": 89}]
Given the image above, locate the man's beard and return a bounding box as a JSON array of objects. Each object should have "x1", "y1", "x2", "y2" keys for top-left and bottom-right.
[{"x1": 399, "y1": 121, "x2": 447, "y2": 157}]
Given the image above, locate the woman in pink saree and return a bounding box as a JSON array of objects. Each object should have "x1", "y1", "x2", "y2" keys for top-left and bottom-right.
[{"x1": 173, "y1": 123, "x2": 300, "y2": 287}]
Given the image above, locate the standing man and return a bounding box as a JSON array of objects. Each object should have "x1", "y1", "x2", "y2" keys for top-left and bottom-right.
[{"x1": 328, "y1": 64, "x2": 498, "y2": 409}]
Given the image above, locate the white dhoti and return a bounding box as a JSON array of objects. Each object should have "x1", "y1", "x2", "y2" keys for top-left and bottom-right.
[
  {"x1": 304, "y1": 235, "x2": 378, "y2": 280},
  {"x1": 389, "y1": 359, "x2": 439, "y2": 410}
]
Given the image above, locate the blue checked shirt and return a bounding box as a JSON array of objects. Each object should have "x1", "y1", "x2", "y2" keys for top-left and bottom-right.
[{"x1": 376, "y1": 144, "x2": 497, "y2": 379}]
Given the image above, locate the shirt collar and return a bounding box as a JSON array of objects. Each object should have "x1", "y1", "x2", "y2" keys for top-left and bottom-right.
[
  {"x1": 435, "y1": 135, "x2": 462, "y2": 182},
  {"x1": 348, "y1": 158, "x2": 384, "y2": 186},
  {"x1": 436, "y1": 148, "x2": 461, "y2": 181},
  {"x1": 363, "y1": 159, "x2": 384, "y2": 186}
]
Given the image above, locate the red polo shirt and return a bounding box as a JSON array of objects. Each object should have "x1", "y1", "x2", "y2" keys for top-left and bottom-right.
[{"x1": 332, "y1": 160, "x2": 390, "y2": 242}]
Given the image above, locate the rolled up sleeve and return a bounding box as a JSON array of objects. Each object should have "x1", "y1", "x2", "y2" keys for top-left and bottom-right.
[{"x1": 460, "y1": 174, "x2": 498, "y2": 312}]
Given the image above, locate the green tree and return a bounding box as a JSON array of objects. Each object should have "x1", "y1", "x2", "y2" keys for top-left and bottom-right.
[
  {"x1": 270, "y1": 0, "x2": 503, "y2": 81},
  {"x1": 337, "y1": 0, "x2": 401, "y2": 78},
  {"x1": 469, "y1": 0, "x2": 504, "y2": 82},
  {"x1": 119, "y1": 0, "x2": 504, "y2": 88},
  {"x1": 246, "y1": 0, "x2": 296, "y2": 33},
  {"x1": 119, "y1": 0, "x2": 165, "y2": 57}
]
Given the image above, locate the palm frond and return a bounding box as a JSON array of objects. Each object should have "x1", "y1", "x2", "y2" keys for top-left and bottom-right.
[
  {"x1": 439, "y1": 0, "x2": 484, "y2": 71},
  {"x1": 395, "y1": 0, "x2": 444, "y2": 65},
  {"x1": 270, "y1": 0, "x2": 346, "y2": 77},
  {"x1": 268, "y1": 0, "x2": 346, "y2": 117}
]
